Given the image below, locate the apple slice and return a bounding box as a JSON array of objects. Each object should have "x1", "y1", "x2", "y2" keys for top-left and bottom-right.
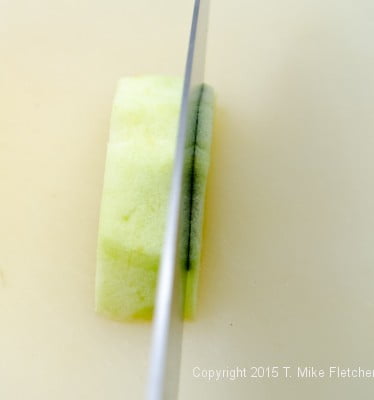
[
  {"x1": 184, "y1": 85, "x2": 214, "y2": 318},
  {"x1": 95, "y1": 76, "x2": 214, "y2": 321}
]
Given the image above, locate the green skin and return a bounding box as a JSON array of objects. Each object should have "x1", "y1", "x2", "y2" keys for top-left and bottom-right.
[{"x1": 95, "y1": 76, "x2": 214, "y2": 321}]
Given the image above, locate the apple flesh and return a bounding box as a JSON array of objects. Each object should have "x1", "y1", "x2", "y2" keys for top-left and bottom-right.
[
  {"x1": 95, "y1": 76, "x2": 214, "y2": 321},
  {"x1": 184, "y1": 85, "x2": 214, "y2": 319}
]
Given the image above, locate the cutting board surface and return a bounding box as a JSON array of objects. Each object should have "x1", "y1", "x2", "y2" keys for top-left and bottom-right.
[{"x1": 1, "y1": 1, "x2": 374, "y2": 399}]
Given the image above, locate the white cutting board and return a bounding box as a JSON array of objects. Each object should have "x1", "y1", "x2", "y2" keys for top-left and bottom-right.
[{"x1": 1, "y1": 1, "x2": 374, "y2": 399}]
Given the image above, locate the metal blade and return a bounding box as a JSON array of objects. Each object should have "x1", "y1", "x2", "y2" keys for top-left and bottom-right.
[{"x1": 146, "y1": 1, "x2": 210, "y2": 399}]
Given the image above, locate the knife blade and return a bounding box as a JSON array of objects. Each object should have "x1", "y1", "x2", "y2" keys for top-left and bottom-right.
[{"x1": 146, "y1": 1, "x2": 210, "y2": 399}]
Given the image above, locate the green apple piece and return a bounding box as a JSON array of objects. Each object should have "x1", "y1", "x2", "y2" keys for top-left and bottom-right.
[
  {"x1": 184, "y1": 85, "x2": 214, "y2": 319},
  {"x1": 95, "y1": 76, "x2": 182, "y2": 321},
  {"x1": 95, "y1": 76, "x2": 214, "y2": 321}
]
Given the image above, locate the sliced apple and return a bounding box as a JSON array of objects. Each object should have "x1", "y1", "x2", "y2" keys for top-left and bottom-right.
[{"x1": 95, "y1": 75, "x2": 214, "y2": 321}]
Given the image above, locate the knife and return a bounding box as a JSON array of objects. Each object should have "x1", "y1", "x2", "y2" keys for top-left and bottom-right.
[{"x1": 146, "y1": 1, "x2": 210, "y2": 399}]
